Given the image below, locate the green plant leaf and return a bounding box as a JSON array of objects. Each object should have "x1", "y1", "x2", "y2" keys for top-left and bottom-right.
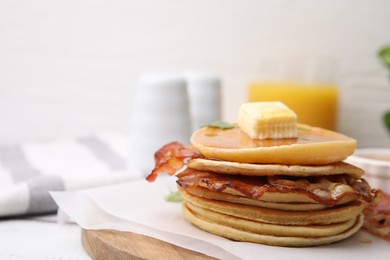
[
  {"x1": 378, "y1": 46, "x2": 390, "y2": 134},
  {"x1": 204, "y1": 120, "x2": 236, "y2": 129},
  {"x1": 378, "y1": 45, "x2": 390, "y2": 69},
  {"x1": 164, "y1": 190, "x2": 183, "y2": 202},
  {"x1": 384, "y1": 111, "x2": 390, "y2": 134}
]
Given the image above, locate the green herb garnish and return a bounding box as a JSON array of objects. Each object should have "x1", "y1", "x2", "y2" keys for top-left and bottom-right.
[
  {"x1": 298, "y1": 125, "x2": 311, "y2": 131},
  {"x1": 205, "y1": 120, "x2": 236, "y2": 130},
  {"x1": 164, "y1": 190, "x2": 184, "y2": 202}
]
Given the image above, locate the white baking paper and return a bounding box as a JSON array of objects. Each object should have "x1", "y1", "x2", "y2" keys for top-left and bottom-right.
[{"x1": 51, "y1": 176, "x2": 390, "y2": 260}]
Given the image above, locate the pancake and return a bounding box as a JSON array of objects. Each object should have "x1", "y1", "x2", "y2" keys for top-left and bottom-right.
[
  {"x1": 146, "y1": 102, "x2": 380, "y2": 247},
  {"x1": 180, "y1": 189, "x2": 364, "y2": 225},
  {"x1": 184, "y1": 202, "x2": 358, "y2": 238},
  {"x1": 183, "y1": 202, "x2": 364, "y2": 247},
  {"x1": 186, "y1": 186, "x2": 335, "y2": 211},
  {"x1": 190, "y1": 124, "x2": 357, "y2": 165},
  {"x1": 188, "y1": 159, "x2": 364, "y2": 179},
  {"x1": 257, "y1": 190, "x2": 355, "y2": 205}
]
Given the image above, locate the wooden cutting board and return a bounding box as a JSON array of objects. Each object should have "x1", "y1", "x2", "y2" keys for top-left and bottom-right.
[{"x1": 81, "y1": 229, "x2": 216, "y2": 260}]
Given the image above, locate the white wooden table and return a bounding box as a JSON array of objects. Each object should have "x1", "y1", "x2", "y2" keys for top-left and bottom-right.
[{"x1": 0, "y1": 216, "x2": 90, "y2": 260}]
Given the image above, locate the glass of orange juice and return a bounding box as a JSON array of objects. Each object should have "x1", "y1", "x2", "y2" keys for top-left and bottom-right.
[{"x1": 248, "y1": 57, "x2": 339, "y2": 130}]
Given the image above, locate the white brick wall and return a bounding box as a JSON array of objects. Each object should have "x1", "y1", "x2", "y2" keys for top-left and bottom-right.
[{"x1": 0, "y1": 0, "x2": 390, "y2": 147}]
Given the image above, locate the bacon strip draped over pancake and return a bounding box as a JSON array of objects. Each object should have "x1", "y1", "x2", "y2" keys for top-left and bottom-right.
[
  {"x1": 146, "y1": 142, "x2": 202, "y2": 182},
  {"x1": 176, "y1": 168, "x2": 379, "y2": 207}
]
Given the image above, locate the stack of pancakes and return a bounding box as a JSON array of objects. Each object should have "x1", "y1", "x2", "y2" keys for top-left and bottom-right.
[{"x1": 171, "y1": 125, "x2": 378, "y2": 247}]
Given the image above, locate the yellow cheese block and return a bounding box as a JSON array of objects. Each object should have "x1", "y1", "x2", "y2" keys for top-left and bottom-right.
[{"x1": 238, "y1": 102, "x2": 297, "y2": 140}]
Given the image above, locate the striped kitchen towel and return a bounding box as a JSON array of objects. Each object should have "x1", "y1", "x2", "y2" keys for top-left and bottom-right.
[{"x1": 0, "y1": 133, "x2": 143, "y2": 217}]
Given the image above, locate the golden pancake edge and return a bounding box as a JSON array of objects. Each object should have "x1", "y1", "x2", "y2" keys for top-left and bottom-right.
[
  {"x1": 191, "y1": 125, "x2": 357, "y2": 165},
  {"x1": 182, "y1": 202, "x2": 364, "y2": 247},
  {"x1": 188, "y1": 159, "x2": 364, "y2": 178},
  {"x1": 180, "y1": 189, "x2": 364, "y2": 226}
]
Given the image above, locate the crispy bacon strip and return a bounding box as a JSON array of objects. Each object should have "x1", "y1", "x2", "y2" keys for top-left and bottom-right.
[
  {"x1": 146, "y1": 141, "x2": 203, "y2": 182},
  {"x1": 352, "y1": 178, "x2": 381, "y2": 205},
  {"x1": 363, "y1": 190, "x2": 390, "y2": 241},
  {"x1": 176, "y1": 168, "x2": 379, "y2": 207}
]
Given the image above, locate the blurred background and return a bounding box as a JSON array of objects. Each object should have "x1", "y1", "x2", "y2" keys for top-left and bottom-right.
[{"x1": 1, "y1": 0, "x2": 390, "y2": 147}]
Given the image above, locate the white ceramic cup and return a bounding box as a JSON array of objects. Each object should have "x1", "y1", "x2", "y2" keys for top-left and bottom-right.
[
  {"x1": 130, "y1": 74, "x2": 192, "y2": 175},
  {"x1": 346, "y1": 148, "x2": 390, "y2": 193},
  {"x1": 186, "y1": 73, "x2": 222, "y2": 131}
]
